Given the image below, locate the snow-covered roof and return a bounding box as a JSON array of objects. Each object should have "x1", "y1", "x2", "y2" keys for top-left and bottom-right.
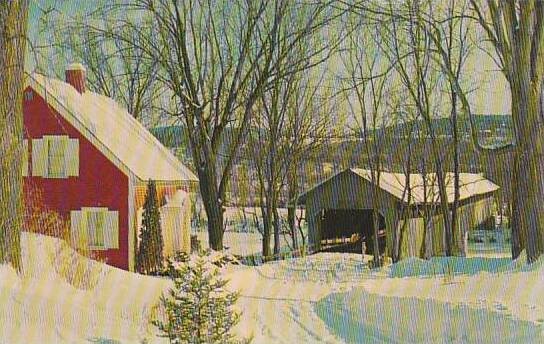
[
  {"x1": 351, "y1": 169, "x2": 499, "y2": 204},
  {"x1": 299, "y1": 168, "x2": 499, "y2": 205},
  {"x1": 27, "y1": 73, "x2": 198, "y2": 182}
]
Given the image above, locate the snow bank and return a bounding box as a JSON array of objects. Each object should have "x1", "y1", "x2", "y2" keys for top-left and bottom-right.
[
  {"x1": 389, "y1": 256, "x2": 516, "y2": 278},
  {"x1": 0, "y1": 232, "x2": 171, "y2": 343},
  {"x1": 259, "y1": 253, "x2": 385, "y2": 283},
  {"x1": 389, "y1": 248, "x2": 544, "y2": 279},
  {"x1": 226, "y1": 251, "x2": 544, "y2": 343},
  {"x1": 313, "y1": 253, "x2": 544, "y2": 343}
]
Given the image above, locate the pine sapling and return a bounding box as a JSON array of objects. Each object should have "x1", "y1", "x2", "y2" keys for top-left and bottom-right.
[
  {"x1": 154, "y1": 251, "x2": 248, "y2": 344},
  {"x1": 137, "y1": 179, "x2": 164, "y2": 274}
]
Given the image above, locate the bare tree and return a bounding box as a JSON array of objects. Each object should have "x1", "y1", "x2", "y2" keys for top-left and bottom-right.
[
  {"x1": 97, "y1": 0, "x2": 333, "y2": 251},
  {"x1": 251, "y1": 67, "x2": 331, "y2": 259},
  {"x1": 461, "y1": 1, "x2": 544, "y2": 262},
  {"x1": 441, "y1": 0, "x2": 471, "y2": 256},
  {"x1": 373, "y1": 0, "x2": 457, "y2": 256},
  {"x1": 408, "y1": 0, "x2": 544, "y2": 261},
  {"x1": 341, "y1": 0, "x2": 481, "y2": 259},
  {"x1": 341, "y1": 15, "x2": 401, "y2": 265},
  {"x1": 0, "y1": 0, "x2": 29, "y2": 272},
  {"x1": 284, "y1": 78, "x2": 333, "y2": 253},
  {"x1": 37, "y1": 8, "x2": 162, "y2": 123}
]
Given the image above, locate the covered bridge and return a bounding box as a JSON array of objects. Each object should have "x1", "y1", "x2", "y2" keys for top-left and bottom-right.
[{"x1": 295, "y1": 168, "x2": 500, "y2": 259}]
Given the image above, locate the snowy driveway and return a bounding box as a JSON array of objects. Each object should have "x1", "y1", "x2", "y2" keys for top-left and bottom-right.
[
  {"x1": 226, "y1": 267, "x2": 347, "y2": 343},
  {"x1": 225, "y1": 253, "x2": 544, "y2": 344}
]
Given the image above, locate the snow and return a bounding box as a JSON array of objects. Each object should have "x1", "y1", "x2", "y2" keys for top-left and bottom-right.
[
  {"x1": 225, "y1": 252, "x2": 543, "y2": 343},
  {"x1": 1, "y1": 232, "x2": 542, "y2": 343},
  {"x1": 388, "y1": 256, "x2": 515, "y2": 278},
  {"x1": 316, "y1": 289, "x2": 541, "y2": 343},
  {"x1": 301, "y1": 168, "x2": 500, "y2": 205},
  {"x1": 350, "y1": 169, "x2": 500, "y2": 204},
  {"x1": 0, "y1": 232, "x2": 171, "y2": 343},
  {"x1": 194, "y1": 231, "x2": 297, "y2": 258},
  {"x1": 193, "y1": 206, "x2": 307, "y2": 258}
]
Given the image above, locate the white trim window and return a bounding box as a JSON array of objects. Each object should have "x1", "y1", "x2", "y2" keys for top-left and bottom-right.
[
  {"x1": 32, "y1": 135, "x2": 79, "y2": 178},
  {"x1": 70, "y1": 207, "x2": 119, "y2": 250},
  {"x1": 87, "y1": 210, "x2": 106, "y2": 249},
  {"x1": 47, "y1": 137, "x2": 66, "y2": 177}
]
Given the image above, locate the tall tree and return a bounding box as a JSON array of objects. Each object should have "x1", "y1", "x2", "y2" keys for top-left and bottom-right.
[
  {"x1": 101, "y1": 0, "x2": 333, "y2": 250},
  {"x1": 252, "y1": 70, "x2": 331, "y2": 259},
  {"x1": 249, "y1": 7, "x2": 335, "y2": 258},
  {"x1": 375, "y1": 0, "x2": 457, "y2": 256},
  {"x1": 0, "y1": 0, "x2": 29, "y2": 272},
  {"x1": 419, "y1": 0, "x2": 544, "y2": 261},
  {"x1": 341, "y1": 15, "x2": 401, "y2": 265}
]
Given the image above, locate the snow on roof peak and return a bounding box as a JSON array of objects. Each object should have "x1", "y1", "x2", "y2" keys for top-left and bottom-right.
[
  {"x1": 350, "y1": 168, "x2": 499, "y2": 204},
  {"x1": 28, "y1": 73, "x2": 198, "y2": 183}
]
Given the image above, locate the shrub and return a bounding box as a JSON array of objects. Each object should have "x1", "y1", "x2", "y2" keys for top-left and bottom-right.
[
  {"x1": 154, "y1": 251, "x2": 248, "y2": 344},
  {"x1": 137, "y1": 179, "x2": 164, "y2": 274},
  {"x1": 24, "y1": 183, "x2": 69, "y2": 240}
]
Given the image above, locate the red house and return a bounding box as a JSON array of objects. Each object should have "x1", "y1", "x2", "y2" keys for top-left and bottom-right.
[{"x1": 22, "y1": 63, "x2": 199, "y2": 271}]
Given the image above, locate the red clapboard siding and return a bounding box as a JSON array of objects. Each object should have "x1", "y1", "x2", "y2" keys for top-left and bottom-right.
[{"x1": 22, "y1": 85, "x2": 130, "y2": 270}]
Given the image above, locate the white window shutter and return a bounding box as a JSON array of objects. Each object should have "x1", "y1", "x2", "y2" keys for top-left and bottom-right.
[
  {"x1": 104, "y1": 211, "x2": 119, "y2": 249},
  {"x1": 65, "y1": 138, "x2": 79, "y2": 177},
  {"x1": 22, "y1": 139, "x2": 29, "y2": 177},
  {"x1": 70, "y1": 210, "x2": 87, "y2": 249},
  {"x1": 31, "y1": 138, "x2": 47, "y2": 177}
]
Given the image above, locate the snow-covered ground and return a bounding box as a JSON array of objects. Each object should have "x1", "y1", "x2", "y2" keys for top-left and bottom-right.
[
  {"x1": 224, "y1": 252, "x2": 544, "y2": 343},
  {"x1": 194, "y1": 206, "x2": 307, "y2": 258},
  {"x1": 195, "y1": 231, "x2": 296, "y2": 258},
  {"x1": 0, "y1": 233, "x2": 171, "y2": 343},
  {"x1": 1, "y1": 232, "x2": 542, "y2": 343}
]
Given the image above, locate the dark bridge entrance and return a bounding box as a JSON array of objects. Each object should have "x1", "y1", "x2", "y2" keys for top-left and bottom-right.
[{"x1": 320, "y1": 209, "x2": 386, "y2": 255}]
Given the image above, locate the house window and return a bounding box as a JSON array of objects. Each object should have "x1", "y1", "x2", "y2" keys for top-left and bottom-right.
[
  {"x1": 87, "y1": 211, "x2": 105, "y2": 248},
  {"x1": 47, "y1": 137, "x2": 66, "y2": 177},
  {"x1": 70, "y1": 208, "x2": 119, "y2": 250},
  {"x1": 32, "y1": 135, "x2": 79, "y2": 178}
]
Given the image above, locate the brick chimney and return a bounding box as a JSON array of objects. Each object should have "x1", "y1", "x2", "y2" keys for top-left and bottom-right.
[{"x1": 65, "y1": 63, "x2": 86, "y2": 93}]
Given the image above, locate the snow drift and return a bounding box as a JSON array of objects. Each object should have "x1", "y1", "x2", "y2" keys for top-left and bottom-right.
[{"x1": 0, "y1": 232, "x2": 170, "y2": 343}]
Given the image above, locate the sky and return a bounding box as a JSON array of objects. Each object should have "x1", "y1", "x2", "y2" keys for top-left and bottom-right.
[{"x1": 27, "y1": 0, "x2": 512, "y2": 118}]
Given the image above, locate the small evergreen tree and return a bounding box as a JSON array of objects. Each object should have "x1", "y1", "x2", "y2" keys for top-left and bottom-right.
[
  {"x1": 154, "y1": 251, "x2": 247, "y2": 344},
  {"x1": 137, "y1": 179, "x2": 163, "y2": 274}
]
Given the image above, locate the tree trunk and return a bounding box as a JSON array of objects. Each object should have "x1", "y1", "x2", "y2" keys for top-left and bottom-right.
[
  {"x1": 370, "y1": 172, "x2": 382, "y2": 267},
  {"x1": 203, "y1": 195, "x2": 224, "y2": 251},
  {"x1": 0, "y1": 0, "x2": 28, "y2": 272},
  {"x1": 450, "y1": 91, "x2": 462, "y2": 255},
  {"x1": 287, "y1": 170, "x2": 299, "y2": 250},
  {"x1": 511, "y1": 82, "x2": 544, "y2": 262},
  {"x1": 510, "y1": 152, "x2": 524, "y2": 259},
  {"x1": 261, "y1": 202, "x2": 272, "y2": 259},
  {"x1": 198, "y1": 164, "x2": 224, "y2": 251},
  {"x1": 287, "y1": 206, "x2": 298, "y2": 250},
  {"x1": 273, "y1": 205, "x2": 281, "y2": 257}
]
